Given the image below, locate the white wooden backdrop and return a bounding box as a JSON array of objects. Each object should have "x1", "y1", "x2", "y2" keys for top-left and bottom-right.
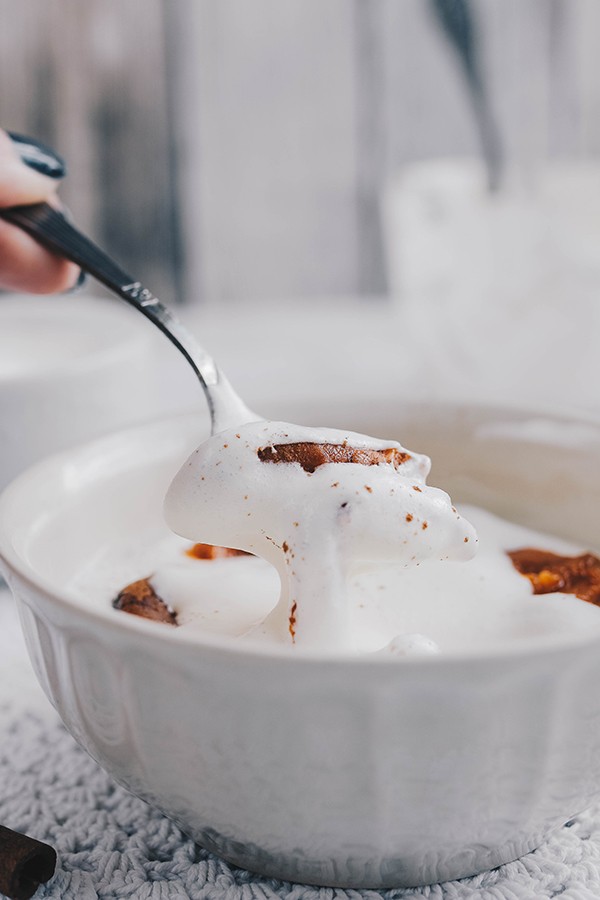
[{"x1": 0, "y1": 0, "x2": 598, "y2": 305}]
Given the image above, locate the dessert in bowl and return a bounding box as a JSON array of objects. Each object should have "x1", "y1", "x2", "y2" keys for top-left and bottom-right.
[{"x1": 0, "y1": 398, "x2": 600, "y2": 888}]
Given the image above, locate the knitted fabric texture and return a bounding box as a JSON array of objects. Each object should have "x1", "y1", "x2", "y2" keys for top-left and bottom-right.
[{"x1": 2, "y1": 591, "x2": 600, "y2": 900}]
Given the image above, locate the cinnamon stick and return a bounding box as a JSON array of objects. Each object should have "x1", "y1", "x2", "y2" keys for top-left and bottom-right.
[{"x1": 0, "y1": 826, "x2": 56, "y2": 900}]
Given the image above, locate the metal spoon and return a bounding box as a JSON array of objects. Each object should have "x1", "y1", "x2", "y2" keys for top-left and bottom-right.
[{"x1": 0, "y1": 132, "x2": 257, "y2": 435}]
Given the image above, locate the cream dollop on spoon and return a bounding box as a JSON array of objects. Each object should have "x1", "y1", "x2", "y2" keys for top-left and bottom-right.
[{"x1": 165, "y1": 419, "x2": 477, "y2": 649}]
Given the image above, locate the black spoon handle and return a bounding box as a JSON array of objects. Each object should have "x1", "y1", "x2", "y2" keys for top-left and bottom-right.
[
  {"x1": 0, "y1": 132, "x2": 255, "y2": 433},
  {"x1": 0, "y1": 200, "x2": 221, "y2": 392}
]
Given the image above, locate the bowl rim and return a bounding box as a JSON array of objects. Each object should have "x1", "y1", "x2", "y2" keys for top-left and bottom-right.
[{"x1": 1, "y1": 399, "x2": 600, "y2": 669}]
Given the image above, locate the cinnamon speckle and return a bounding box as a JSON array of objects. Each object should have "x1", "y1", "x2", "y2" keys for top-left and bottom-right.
[
  {"x1": 289, "y1": 602, "x2": 297, "y2": 641},
  {"x1": 413, "y1": 485, "x2": 422, "y2": 492},
  {"x1": 406, "y1": 513, "x2": 413, "y2": 523},
  {"x1": 365, "y1": 485, "x2": 373, "y2": 493},
  {"x1": 422, "y1": 521, "x2": 428, "y2": 530},
  {"x1": 464, "y1": 537, "x2": 469, "y2": 542},
  {"x1": 282, "y1": 541, "x2": 289, "y2": 553},
  {"x1": 331, "y1": 482, "x2": 339, "y2": 488}
]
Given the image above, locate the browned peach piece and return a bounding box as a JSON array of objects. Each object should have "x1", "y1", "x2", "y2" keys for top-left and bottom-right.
[
  {"x1": 113, "y1": 578, "x2": 178, "y2": 625},
  {"x1": 186, "y1": 543, "x2": 250, "y2": 560},
  {"x1": 508, "y1": 548, "x2": 600, "y2": 606},
  {"x1": 257, "y1": 442, "x2": 411, "y2": 474}
]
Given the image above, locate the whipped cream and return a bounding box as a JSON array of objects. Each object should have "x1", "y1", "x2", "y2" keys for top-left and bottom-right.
[
  {"x1": 83, "y1": 505, "x2": 600, "y2": 657},
  {"x1": 164, "y1": 421, "x2": 477, "y2": 650}
]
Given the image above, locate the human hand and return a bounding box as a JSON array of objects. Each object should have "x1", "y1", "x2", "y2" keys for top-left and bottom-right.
[{"x1": 0, "y1": 129, "x2": 80, "y2": 293}]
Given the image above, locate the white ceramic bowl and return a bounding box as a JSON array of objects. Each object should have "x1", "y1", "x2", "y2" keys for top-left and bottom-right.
[{"x1": 1, "y1": 400, "x2": 600, "y2": 889}]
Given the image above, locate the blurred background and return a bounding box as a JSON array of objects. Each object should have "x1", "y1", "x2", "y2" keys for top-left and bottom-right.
[{"x1": 1, "y1": 0, "x2": 599, "y2": 415}]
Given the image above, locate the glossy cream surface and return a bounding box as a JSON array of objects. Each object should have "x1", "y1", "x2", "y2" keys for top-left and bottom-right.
[{"x1": 66, "y1": 503, "x2": 600, "y2": 656}]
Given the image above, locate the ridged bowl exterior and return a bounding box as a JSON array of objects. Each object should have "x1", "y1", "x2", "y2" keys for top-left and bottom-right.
[{"x1": 5, "y1": 572, "x2": 600, "y2": 888}]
